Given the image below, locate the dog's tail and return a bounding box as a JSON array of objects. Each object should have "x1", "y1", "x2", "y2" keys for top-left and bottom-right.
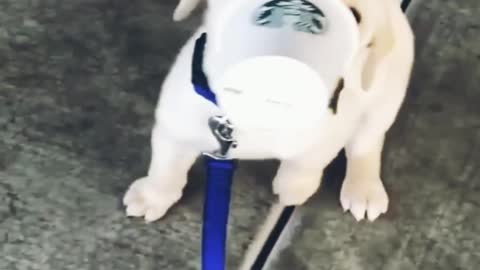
[{"x1": 173, "y1": 0, "x2": 201, "y2": 21}]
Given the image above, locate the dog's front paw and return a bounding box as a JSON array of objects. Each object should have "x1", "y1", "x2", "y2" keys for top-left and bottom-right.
[
  {"x1": 123, "y1": 177, "x2": 182, "y2": 223},
  {"x1": 340, "y1": 177, "x2": 389, "y2": 222}
]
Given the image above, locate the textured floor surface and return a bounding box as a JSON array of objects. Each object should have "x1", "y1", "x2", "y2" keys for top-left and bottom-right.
[
  {"x1": 269, "y1": 1, "x2": 480, "y2": 269},
  {"x1": 0, "y1": 1, "x2": 275, "y2": 269},
  {"x1": 0, "y1": 0, "x2": 479, "y2": 270}
]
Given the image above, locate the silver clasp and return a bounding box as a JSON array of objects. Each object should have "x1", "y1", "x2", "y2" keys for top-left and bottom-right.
[{"x1": 204, "y1": 116, "x2": 238, "y2": 160}]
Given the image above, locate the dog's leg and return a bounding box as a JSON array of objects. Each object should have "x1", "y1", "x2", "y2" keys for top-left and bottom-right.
[
  {"x1": 123, "y1": 122, "x2": 198, "y2": 222},
  {"x1": 341, "y1": 131, "x2": 388, "y2": 222},
  {"x1": 341, "y1": 66, "x2": 411, "y2": 221},
  {"x1": 340, "y1": 9, "x2": 414, "y2": 221},
  {"x1": 273, "y1": 158, "x2": 324, "y2": 206}
]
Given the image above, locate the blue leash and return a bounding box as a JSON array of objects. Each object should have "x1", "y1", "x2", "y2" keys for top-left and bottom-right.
[
  {"x1": 202, "y1": 157, "x2": 236, "y2": 270},
  {"x1": 192, "y1": 33, "x2": 238, "y2": 270}
]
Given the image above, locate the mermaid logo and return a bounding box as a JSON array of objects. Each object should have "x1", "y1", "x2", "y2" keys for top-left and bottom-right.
[{"x1": 254, "y1": 0, "x2": 328, "y2": 35}]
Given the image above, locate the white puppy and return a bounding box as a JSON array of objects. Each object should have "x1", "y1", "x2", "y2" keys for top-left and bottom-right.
[{"x1": 123, "y1": 0, "x2": 414, "y2": 222}]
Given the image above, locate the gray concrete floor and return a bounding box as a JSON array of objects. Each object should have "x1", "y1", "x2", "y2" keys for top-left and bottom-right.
[
  {"x1": 269, "y1": 1, "x2": 480, "y2": 269},
  {"x1": 0, "y1": 1, "x2": 275, "y2": 269},
  {"x1": 0, "y1": 0, "x2": 479, "y2": 270}
]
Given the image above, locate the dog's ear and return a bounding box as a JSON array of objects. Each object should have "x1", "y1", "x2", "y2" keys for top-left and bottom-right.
[
  {"x1": 353, "y1": 0, "x2": 402, "y2": 91},
  {"x1": 173, "y1": 0, "x2": 202, "y2": 21}
]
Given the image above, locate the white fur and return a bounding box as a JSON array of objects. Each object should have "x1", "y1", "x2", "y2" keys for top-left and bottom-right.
[
  {"x1": 124, "y1": 0, "x2": 414, "y2": 223},
  {"x1": 173, "y1": 0, "x2": 201, "y2": 21}
]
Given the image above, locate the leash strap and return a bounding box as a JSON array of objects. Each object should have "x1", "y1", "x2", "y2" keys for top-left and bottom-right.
[
  {"x1": 192, "y1": 32, "x2": 237, "y2": 270},
  {"x1": 202, "y1": 157, "x2": 236, "y2": 270}
]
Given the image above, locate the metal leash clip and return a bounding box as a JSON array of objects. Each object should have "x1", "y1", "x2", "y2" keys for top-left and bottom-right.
[{"x1": 204, "y1": 115, "x2": 238, "y2": 160}]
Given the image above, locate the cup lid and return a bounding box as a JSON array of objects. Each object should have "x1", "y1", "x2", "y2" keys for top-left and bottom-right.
[{"x1": 216, "y1": 55, "x2": 329, "y2": 133}]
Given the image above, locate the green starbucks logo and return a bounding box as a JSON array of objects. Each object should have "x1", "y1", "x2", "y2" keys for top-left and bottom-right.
[{"x1": 254, "y1": 0, "x2": 328, "y2": 35}]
